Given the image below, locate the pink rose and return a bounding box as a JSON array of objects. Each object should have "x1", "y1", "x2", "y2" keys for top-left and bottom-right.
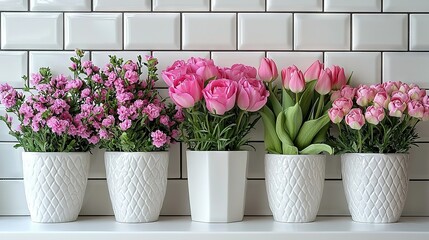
[
  {"x1": 373, "y1": 92, "x2": 390, "y2": 109},
  {"x1": 169, "y1": 74, "x2": 203, "y2": 109},
  {"x1": 408, "y1": 86, "x2": 426, "y2": 101},
  {"x1": 315, "y1": 69, "x2": 332, "y2": 95},
  {"x1": 237, "y1": 78, "x2": 269, "y2": 112},
  {"x1": 203, "y1": 79, "x2": 238, "y2": 115},
  {"x1": 365, "y1": 106, "x2": 385, "y2": 125},
  {"x1": 388, "y1": 99, "x2": 406, "y2": 117},
  {"x1": 356, "y1": 85, "x2": 376, "y2": 107},
  {"x1": 345, "y1": 108, "x2": 365, "y2": 130},
  {"x1": 304, "y1": 60, "x2": 323, "y2": 82},
  {"x1": 329, "y1": 65, "x2": 346, "y2": 90},
  {"x1": 162, "y1": 60, "x2": 189, "y2": 86},
  {"x1": 258, "y1": 58, "x2": 278, "y2": 82},
  {"x1": 328, "y1": 108, "x2": 344, "y2": 124},
  {"x1": 340, "y1": 85, "x2": 356, "y2": 100},
  {"x1": 408, "y1": 100, "x2": 425, "y2": 119},
  {"x1": 332, "y1": 97, "x2": 353, "y2": 114}
]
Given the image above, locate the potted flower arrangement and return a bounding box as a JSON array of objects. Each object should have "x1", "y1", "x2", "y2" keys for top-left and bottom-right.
[
  {"x1": 162, "y1": 57, "x2": 269, "y2": 222},
  {"x1": 0, "y1": 50, "x2": 100, "y2": 223},
  {"x1": 80, "y1": 54, "x2": 182, "y2": 223},
  {"x1": 328, "y1": 81, "x2": 428, "y2": 223},
  {"x1": 260, "y1": 59, "x2": 348, "y2": 222}
]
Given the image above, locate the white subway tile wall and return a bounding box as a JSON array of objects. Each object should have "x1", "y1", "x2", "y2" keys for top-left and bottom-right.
[{"x1": 0, "y1": 0, "x2": 429, "y2": 217}]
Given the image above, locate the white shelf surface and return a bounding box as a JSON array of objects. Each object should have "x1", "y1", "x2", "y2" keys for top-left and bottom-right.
[{"x1": 1, "y1": 216, "x2": 429, "y2": 240}]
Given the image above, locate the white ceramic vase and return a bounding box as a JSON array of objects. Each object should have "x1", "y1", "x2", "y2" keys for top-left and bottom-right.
[
  {"x1": 22, "y1": 152, "x2": 90, "y2": 223},
  {"x1": 105, "y1": 152, "x2": 169, "y2": 223},
  {"x1": 341, "y1": 153, "x2": 409, "y2": 223},
  {"x1": 186, "y1": 151, "x2": 248, "y2": 223},
  {"x1": 265, "y1": 154, "x2": 326, "y2": 222}
]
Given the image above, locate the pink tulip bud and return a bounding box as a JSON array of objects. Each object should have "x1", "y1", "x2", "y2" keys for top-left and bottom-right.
[
  {"x1": 345, "y1": 108, "x2": 365, "y2": 130},
  {"x1": 304, "y1": 60, "x2": 323, "y2": 82},
  {"x1": 365, "y1": 106, "x2": 385, "y2": 125},
  {"x1": 289, "y1": 70, "x2": 305, "y2": 93},
  {"x1": 408, "y1": 86, "x2": 426, "y2": 101},
  {"x1": 388, "y1": 99, "x2": 406, "y2": 117},
  {"x1": 258, "y1": 58, "x2": 278, "y2": 82},
  {"x1": 281, "y1": 65, "x2": 299, "y2": 90},
  {"x1": 328, "y1": 108, "x2": 344, "y2": 124},
  {"x1": 237, "y1": 78, "x2": 270, "y2": 112},
  {"x1": 333, "y1": 97, "x2": 353, "y2": 114},
  {"x1": 356, "y1": 85, "x2": 376, "y2": 107},
  {"x1": 340, "y1": 85, "x2": 356, "y2": 100},
  {"x1": 373, "y1": 92, "x2": 390, "y2": 109},
  {"x1": 408, "y1": 100, "x2": 425, "y2": 119},
  {"x1": 203, "y1": 79, "x2": 238, "y2": 115},
  {"x1": 329, "y1": 65, "x2": 347, "y2": 90},
  {"x1": 315, "y1": 69, "x2": 332, "y2": 95}
]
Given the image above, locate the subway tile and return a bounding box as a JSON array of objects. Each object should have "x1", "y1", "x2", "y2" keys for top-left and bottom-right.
[
  {"x1": 267, "y1": 0, "x2": 322, "y2": 12},
  {"x1": 352, "y1": 14, "x2": 407, "y2": 50},
  {"x1": 325, "y1": 52, "x2": 381, "y2": 86},
  {"x1": 248, "y1": 119, "x2": 264, "y2": 141},
  {"x1": 1, "y1": 13, "x2": 63, "y2": 50},
  {"x1": 0, "y1": 181, "x2": 28, "y2": 215},
  {"x1": 0, "y1": 51, "x2": 27, "y2": 88},
  {"x1": 124, "y1": 13, "x2": 180, "y2": 50},
  {"x1": 212, "y1": 0, "x2": 265, "y2": 11},
  {"x1": 153, "y1": 0, "x2": 209, "y2": 11},
  {"x1": 30, "y1": 0, "x2": 90, "y2": 11},
  {"x1": 384, "y1": 0, "x2": 429, "y2": 12},
  {"x1": 409, "y1": 143, "x2": 429, "y2": 179},
  {"x1": 0, "y1": 0, "x2": 27, "y2": 11},
  {"x1": 29, "y1": 51, "x2": 89, "y2": 77},
  {"x1": 267, "y1": 52, "x2": 323, "y2": 72},
  {"x1": 294, "y1": 14, "x2": 350, "y2": 50},
  {"x1": 416, "y1": 121, "x2": 429, "y2": 142},
  {"x1": 211, "y1": 52, "x2": 265, "y2": 69},
  {"x1": 65, "y1": 13, "x2": 122, "y2": 50},
  {"x1": 93, "y1": 0, "x2": 151, "y2": 11},
  {"x1": 238, "y1": 13, "x2": 292, "y2": 50},
  {"x1": 0, "y1": 143, "x2": 23, "y2": 178},
  {"x1": 383, "y1": 52, "x2": 429, "y2": 88},
  {"x1": 182, "y1": 13, "x2": 236, "y2": 50},
  {"x1": 410, "y1": 14, "x2": 429, "y2": 51},
  {"x1": 324, "y1": 0, "x2": 381, "y2": 12}
]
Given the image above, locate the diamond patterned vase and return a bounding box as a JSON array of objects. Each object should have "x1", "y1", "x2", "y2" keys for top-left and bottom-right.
[
  {"x1": 105, "y1": 152, "x2": 169, "y2": 223},
  {"x1": 341, "y1": 153, "x2": 409, "y2": 223},
  {"x1": 22, "y1": 152, "x2": 90, "y2": 223},
  {"x1": 265, "y1": 154, "x2": 326, "y2": 223}
]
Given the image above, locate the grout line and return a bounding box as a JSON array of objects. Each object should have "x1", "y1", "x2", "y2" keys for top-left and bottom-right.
[
  {"x1": 291, "y1": 13, "x2": 294, "y2": 51},
  {"x1": 235, "y1": 12, "x2": 238, "y2": 50},
  {"x1": 180, "y1": 13, "x2": 183, "y2": 50},
  {"x1": 350, "y1": 13, "x2": 352, "y2": 51},
  {"x1": 121, "y1": 13, "x2": 125, "y2": 50},
  {"x1": 408, "y1": 13, "x2": 411, "y2": 51},
  {"x1": 265, "y1": 0, "x2": 267, "y2": 12}
]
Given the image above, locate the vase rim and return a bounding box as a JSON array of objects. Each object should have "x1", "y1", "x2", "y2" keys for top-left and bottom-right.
[
  {"x1": 265, "y1": 153, "x2": 326, "y2": 157},
  {"x1": 186, "y1": 150, "x2": 248, "y2": 152},
  {"x1": 23, "y1": 151, "x2": 89, "y2": 154},
  {"x1": 341, "y1": 153, "x2": 409, "y2": 156},
  {"x1": 104, "y1": 151, "x2": 168, "y2": 154}
]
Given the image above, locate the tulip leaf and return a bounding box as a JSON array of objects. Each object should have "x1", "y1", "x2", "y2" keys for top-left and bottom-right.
[
  {"x1": 259, "y1": 106, "x2": 282, "y2": 154},
  {"x1": 299, "y1": 80, "x2": 316, "y2": 119},
  {"x1": 285, "y1": 102, "x2": 302, "y2": 141},
  {"x1": 283, "y1": 144, "x2": 299, "y2": 155},
  {"x1": 312, "y1": 123, "x2": 330, "y2": 144},
  {"x1": 269, "y1": 93, "x2": 282, "y2": 117},
  {"x1": 275, "y1": 110, "x2": 294, "y2": 146},
  {"x1": 295, "y1": 114, "x2": 331, "y2": 150},
  {"x1": 282, "y1": 88, "x2": 294, "y2": 110},
  {"x1": 299, "y1": 144, "x2": 333, "y2": 155}
]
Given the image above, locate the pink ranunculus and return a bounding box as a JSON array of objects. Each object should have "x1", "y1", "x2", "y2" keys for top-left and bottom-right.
[
  {"x1": 288, "y1": 69, "x2": 305, "y2": 93},
  {"x1": 332, "y1": 97, "x2": 353, "y2": 114},
  {"x1": 388, "y1": 99, "x2": 407, "y2": 117},
  {"x1": 355, "y1": 85, "x2": 376, "y2": 107},
  {"x1": 408, "y1": 86, "x2": 426, "y2": 101},
  {"x1": 329, "y1": 65, "x2": 346, "y2": 90},
  {"x1": 202, "y1": 79, "x2": 238, "y2": 115},
  {"x1": 258, "y1": 58, "x2": 278, "y2": 82},
  {"x1": 373, "y1": 91, "x2": 390, "y2": 109},
  {"x1": 340, "y1": 85, "x2": 357, "y2": 100},
  {"x1": 408, "y1": 100, "x2": 425, "y2": 119},
  {"x1": 315, "y1": 69, "x2": 332, "y2": 95},
  {"x1": 223, "y1": 64, "x2": 257, "y2": 81},
  {"x1": 328, "y1": 108, "x2": 344, "y2": 124},
  {"x1": 304, "y1": 60, "x2": 323, "y2": 82},
  {"x1": 151, "y1": 130, "x2": 169, "y2": 148},
  {"x1": 345, "y1": 108, "x2": 365, "y2": 130},
  {"x1": 237, "y1": 78, "x2": 269, "y2": 112},
  {"x1": 169, "y1": 74, "x2": 203, "y2": 109},
  {"x1": 365, "y1": 106, "x2": 385, "y2": 125}
]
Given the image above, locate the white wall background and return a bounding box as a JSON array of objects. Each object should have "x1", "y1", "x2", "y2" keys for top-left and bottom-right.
[{"x1": 1, "y1": 0, "x2": 429, "y2": 216}]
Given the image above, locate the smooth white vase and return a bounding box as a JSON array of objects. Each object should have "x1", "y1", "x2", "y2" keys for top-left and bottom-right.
[
  {"x1": 22, "y1": 152, "x2": 90, "y2": 223},
  {"x1": 341, "y1": 153, "x2": 409, "y2": 223},
  {"x1": 186, "y1": 151, "x2": 248, "y2": 223},
  {"x1": 265, "y1": 154, "x2": 326, "y2": 222},
  {"x1": 105, "y1": 152, "x2": 169, "y2": 223}
]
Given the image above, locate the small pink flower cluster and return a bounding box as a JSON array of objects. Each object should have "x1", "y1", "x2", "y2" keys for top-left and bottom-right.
[
  {"x1": 328, "y1": 81, "x2": 429, "y2": 130},
  {"x1": 162, "y1": 58, "x2": 269, "y2": 115}
]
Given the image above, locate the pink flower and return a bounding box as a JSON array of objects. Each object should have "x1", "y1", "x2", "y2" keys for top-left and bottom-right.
[
  {"x1": 162, "y1": 60, "x2": 188, "y2": 86},
  {"x1": 329, "y1": 65, "x2": 346, "y2": 90},
  {"x1": 365, "y1": 106, "x2": 385, "y2": 125},
  {"x1": 423, "y1": 95, "x2": 429, "y2": 108},
  {"x1": 373, "y1": 92, "x2": 390, "y2": 109},
  {"x1": 116, "y1": 92, "x2": 134, "y2": 104},
  {"x1": 258, "y1": 58, "x2": 278, "y2": 82},
  {"x1": 99, "y1": 129, "x2": 109, "y2": 139},
  {"x1": 82, "y1": 60, "x2": 93, "y2": 69},
  {"x1": 408, "y1": 86, "x2": 426, "y2": 101},
  {"x1": 280, "y1": 66, "x2": 305, "y2": 93},
  {"x1": 102, "y1": 115, "x2": 115, "y2": 127},
  {"x1": 423, "y1": 107, "x2": 429, "y2": 121},
  {"x1": 134, "y1": 99, "x2": 145, "y2": 109},
  {"x1": 391, "y1": 90, "x2": 410, "y2": 103},
  {"x1": 0, "y1": 88, "x2": 17, "y2": 108},
  {"x1": 151, "y1": 130, "x2": 169, "y2": 148},
  {"x1": 88, "y1": 135, "x2": 100, "y2": 144},
  {"x1": 281, "y1": 65, "x2": 298, "y2": 90},
  {"x1": 31, "y1": 73, "x2": 43, "y2": 85},
  {"x1": 399, "y1": 83, "x2": 411, "y2": 93},
  {"x1": 345, "y1": 108, "x2": 365, "y2": 130},
  {"x1": 119, "y1": 119, "x2": 132, "y2": 131},
  {"x1": 408, "y1": 100, "x2": 425, "y2": 119},
  {"x1": 383, "y1": 81, "x2": 400, "y2": 94},
  {"x1": 70, "y1": 62, "x2": 77, "y2": 71},
  {"x1": 203, "y1": 79, "x2": 238, "y2": 115},
  {"x1": 125, "y1": 70, "x2": 139, "y2": 84},
  {"x1": 174, "y1": 108, "x2": 185, "y2": 122},
  {"x1": 340, "y1": 85, "x2": 356, "y2": 100},
  {"x1": 330, "y1": 90, "x2": 341, "y2": 102},
  {"x1": 356, "y1": 85, "x2": 376, "y2": 107},
  {"x1": 81, "y1": 88, "x2": 91, "y2": 99},
  {"x1": 388, "y1": 99, "x2": 407, "y2": 117},
  {"x1": 315, "y1": 69, "x2": 332, "y2": 95},
  {"x1": 223, "y1": 64, "x2": 257, "y2": 81},
  {"x1": 328, "y1": 108, "x2": 344, "y2": 124},
  {"x1": 171, "y1": 129, "x2": 181, "y2": 140},
  {"x1": 160, "y1": 115, "x2": 170, "y2": 126},
  {"x1": 144, "y1": 103, "x2": 161, "y2": 121},
  {"x1": 332, "y1": 97, "x2": 353, "y2": 114},
  {"x1": 91, "y1": 74, "x2": 102, "y2": 84},
  {"x1": 237, "y1": 78, "x2": 269, "y2": 112},
  {"x1": 189, "y1": 58, "x2": 220, "y2": 80},
  {"x1": 169, "y1": 74, "x2": 203, "y2": 109},
  {"x1": 117, "y1": 106, "x2": 130, "y2": 121},
  {"x1": 47, "y1": 117, "x2": 69, "y2": 135},
  {"x1": 304, "y1": 60, "x2": 323, "y2": 82}
]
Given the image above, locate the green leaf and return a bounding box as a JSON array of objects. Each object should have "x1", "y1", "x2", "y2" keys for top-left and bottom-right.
[
  {"x1": 282, "y1": 144, "x2": 298, "y2": 155},
  {"x1": 285, "y1": 103, "x2": 302, "y2": 141},
  {"x1": 300, "y1": 144, "x2": 333, "y2": 155},
  {"x1": 282, "y1": 88, "x2": 294, "y2": 110},
  {"x1": 299, "y1": 80, "x2": 317, "y2": 118},
  {"x1": 312, "y1": 123, "x2": 330, "y2": 144},
  {"x1": 295, "y1": 114, "x2": 331, "y2": 150},
  {"x1": 269, "y1": 92, "x2": 282, "y2": 116},
  {"x1": 275, "y1": 110, "x2": 293, "y2": 146},
  {"x1": 259, "y1": 106, "x2": 282, "y2": 154}
]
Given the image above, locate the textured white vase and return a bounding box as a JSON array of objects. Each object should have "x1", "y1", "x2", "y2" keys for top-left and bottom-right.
[
  {"x1": 341, "y1": 153, "x2": 409, "y2": 223},
  {"x1": 265, "y1": 154, "x2": 326, "y2": 223},
  {"x1": 105, "y1": 152, "x2": 169, "y2": 223},
  {"x1": 186, "y1": 151, "x2": 248, "y2": 223},
  {"x1": 22, "y1": 152, "x2": 90, "y2": 223}
]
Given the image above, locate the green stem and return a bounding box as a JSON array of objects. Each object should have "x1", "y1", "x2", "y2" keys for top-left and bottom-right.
[
  {"x1": 315, "y1": 94, "x2": 325, "y2": 119},
  {"x1": 358, "y1": 130, "x2": 362, "y2": 153},
  {"x1": 337, "y1": 123, "x2": 342, "y2": 139},
  {"x1": 370, "y1": 124, "x2": 374, "y2": 144},
  {"x1": 235, "y1": 111, "x2": 245, "y2": 136}
]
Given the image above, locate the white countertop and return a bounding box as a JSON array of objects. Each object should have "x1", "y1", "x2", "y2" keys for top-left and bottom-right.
[{"x1": 1, "y1": 216, "x2": 428, "y2": 240}]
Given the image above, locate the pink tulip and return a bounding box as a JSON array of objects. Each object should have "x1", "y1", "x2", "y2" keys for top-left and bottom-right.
[
  {"x1": 373, "y1": 92, "x2": 390, "y2": 108},
  {"x1": 223, "y1": 64, "x2": 257, "y2": 81},
  {"x1": 258, "y1": 58, "x2": 278, "y2": 82},
  {"x1": 371, "y1": 84, "x2": 385, "y2": 93},
  {"x1": 330, "y1": 90, "x2": 341, "y2": 102},
  {"x1": 304, "y1": 60, "x2": 323, "y2": 82},
  {"x1": 408, "y1": 86, "x2": 426, "y2": 101},
  {"x1": 281, "y1": 65, "x2": 299, "y2": 90},
  {"x1": 328, "y1": 108, "x2": 344, "y2": 124},
  {"x1": 391, "y1": 90, "x2": 410, "y2": 103},
  {"x1": 388, "y1": 99, "x2": 406, "y2": 117},
  {"x1": 203, "y1": 79, "x2": 238, "y2": 115},
  {"x1": 399, "y1": 83, "x2": 411, "y2": 93},
  {"x1": 289, "y1": 70, "x2": 305, "y2": 93},
  {"x1": 187, "y1": 58, "x2": 220, "y2": 80},
  {"x1": 340, "y1": 85, "x2": 356, "y2": 100},
  {"x1": 383, "y1": 81, "x2": 400, "y2": 94},
  {"x1": 408, "y1": 100, "x2": 425, "y2": 119},
  {"x1": 162, "y1": 60, "x2": 189, "y2": 86},
  {"x1": 356, "y1": 85, "x2": 376, "y2": 107},
  {"x1": 423, "y1": 95, "x2": 429, "y2": 108},
  {"x1": 329, "y1": 65, "x2": 347, "y2": 90},
  {"x1": 345, "y1": 108, "x2": 365, "y2": 130},
  {"x1": 237, "y1": 78, "x2": 269, "y2": 112},
  {"x1": 168, "y1": 74, "x2": 203, "y2": 109},
  {"x1": 333, "y1": 97, "x2": 353, "y2": 114},
  {"x1": 315, "y1": 69, "x2": 332, "y2": 95},
  {"x1": 365, "y1": 106, "x2": 385, "y2": 125}
]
